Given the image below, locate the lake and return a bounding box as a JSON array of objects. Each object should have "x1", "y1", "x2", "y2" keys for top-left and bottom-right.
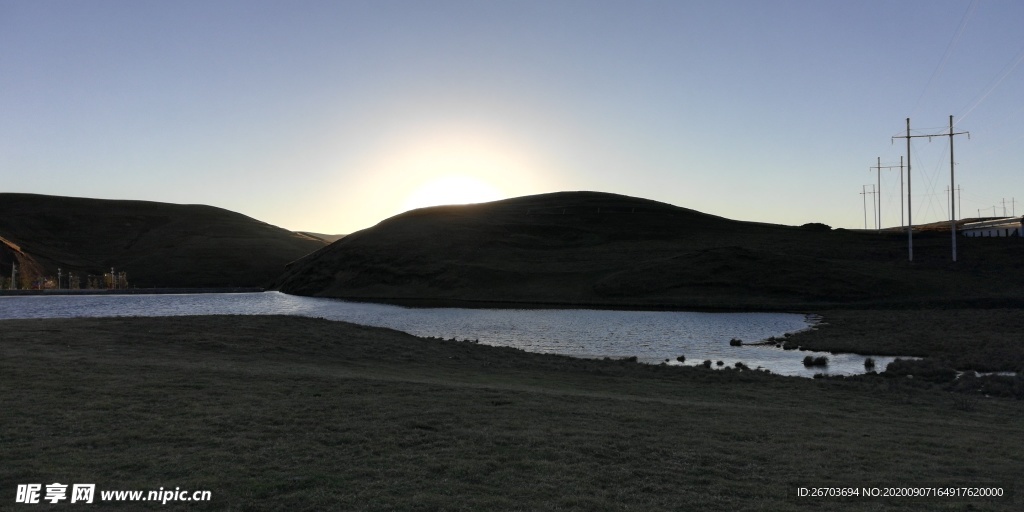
[{"x1": 0, "y1": 291, "x2": 901, "y2": 377}]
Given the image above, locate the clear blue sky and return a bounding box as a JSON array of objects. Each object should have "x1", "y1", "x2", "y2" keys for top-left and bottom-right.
[{"x1": 3, "y1": 0, "x2": 1023, "y2": 233}]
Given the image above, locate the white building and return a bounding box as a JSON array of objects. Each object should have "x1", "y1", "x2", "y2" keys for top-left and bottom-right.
[{"x1": 961, "y1": 217, "x2": 1023, "y2": 237}]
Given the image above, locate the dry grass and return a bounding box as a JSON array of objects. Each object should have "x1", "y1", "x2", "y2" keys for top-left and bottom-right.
[{"x1": 2, "y1": 315, "x2": 1022, "y2": 511}]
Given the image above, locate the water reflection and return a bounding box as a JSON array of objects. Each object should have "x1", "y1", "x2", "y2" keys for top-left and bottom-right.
[{"x1": 0, "y1": 291, "x2": 901, "y2": 377}]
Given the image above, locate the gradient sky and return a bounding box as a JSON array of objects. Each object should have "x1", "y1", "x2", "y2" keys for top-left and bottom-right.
[{"x1": 3, "y1": 0, "x2": 1023, "y2": 234}]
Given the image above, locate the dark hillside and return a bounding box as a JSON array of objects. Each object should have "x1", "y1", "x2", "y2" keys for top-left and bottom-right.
[
  {"x1": 275, "y1": 191, "x2": 1024, "y2": 309},
  {"x1": 296, "y1": 231, "x2": 346, "y2": 243},
  {"x1": 0, "y1": 193, "x2": 326, "y2": 288}
]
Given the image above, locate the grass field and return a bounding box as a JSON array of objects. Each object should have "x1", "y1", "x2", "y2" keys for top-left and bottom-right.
[
  {"x1": 2, "y1": 315, "x2": 1021, "y2": 511},
  {"x1": 785, "y1": 309, "x2": 1024, "y2": 373}
]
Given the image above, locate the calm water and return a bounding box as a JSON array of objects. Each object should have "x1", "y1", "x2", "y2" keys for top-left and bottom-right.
[{"x1": 0, "y1": 291, "x2": 900, "y2": 377}]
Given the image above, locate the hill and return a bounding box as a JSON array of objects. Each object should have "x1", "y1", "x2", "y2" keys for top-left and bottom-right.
[
  {"x1": 275, "y1": 191, "x2": 1024, "y2": 309},
  {"x1": 0, "y1": 193, "x2": 326, "y2": 288},
  {"x1": 295, "y1": 231, "x2": 347, "y2": 243}
]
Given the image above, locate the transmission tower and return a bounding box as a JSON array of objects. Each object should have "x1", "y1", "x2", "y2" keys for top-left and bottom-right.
[
  {"x1": 871, "y1": 157, "x2": 906, "y2": 230},
  {"x1": 860, "y1": 185, "x2": 877, "y2": 229},
  {"x1": 892, "y1": 117, "x2": 968, "y2": 262}
]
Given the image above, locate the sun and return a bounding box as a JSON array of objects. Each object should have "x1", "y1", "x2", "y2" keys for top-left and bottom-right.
[
  {"x1": 339, "y1": 125, "x2": 556, "y2": 229},
  {"x1": 401, "y1": 174, "x2": 504, "y2": 212}
]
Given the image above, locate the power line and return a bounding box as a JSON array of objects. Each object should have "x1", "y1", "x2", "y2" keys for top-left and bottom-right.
[
  {"x1": 893, "y1": 119, "x2": 926, "y2": 262},
  {"x1": 957, "y1": 40, "x2": 1024, "y2": 125},
  {"x1": 1001, "y1": 197, "x2": 1017, "y2": 216},
  {"x1": 945, "y1": 186, "x2": 962, "y2": 220},
  {"x1": 859, "y1": 185, "x2": 878, "y2": 230},
  {"x1": 871, "y1": 157, "x2": 905, "y2": 229},
  {"x1": 910, "y1": 0, "x2": 979, "y2": 118},
  {"x1": 945, "y1": 115, "x2": 969, "y2": 262},
  {"x1": 892, "y1": 117, "x2": 968, "y2": 262},
  {"x1": 919, "y1": 141, "x2": 949, "y2": 224}
]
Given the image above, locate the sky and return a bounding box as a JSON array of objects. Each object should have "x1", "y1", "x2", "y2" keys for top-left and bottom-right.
[{"x1": 2, "y1": 0, "x2": 1023, "y2": 234}]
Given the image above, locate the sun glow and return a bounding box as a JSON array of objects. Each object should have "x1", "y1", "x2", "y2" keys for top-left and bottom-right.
[
  {"x1": 401, "y1": 174, "x2": 504, "y2": 212},
  {"x1": 336, "y1": 125, "x2": 559, "y2": 231}
]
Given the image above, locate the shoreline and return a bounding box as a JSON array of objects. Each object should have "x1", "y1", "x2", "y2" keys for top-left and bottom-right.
[
  {"x1": 3, "y1": 291, "x2": 1021, "y2": 372},
  {"x1": 290, "y1": 292, "x2": 1024, "y2": 313},
  {"x1": 0, "y1": 287, "x2": 264, "y2": 296},
  {"x1": 5, "y1": 286, "x2": 1023, "y2": 312}
]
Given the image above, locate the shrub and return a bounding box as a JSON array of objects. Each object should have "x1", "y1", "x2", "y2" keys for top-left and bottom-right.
[
  {"x1": 801, "y1": 222, "x2": 832, "y2": 231},
  {"x1": 884, "y1": 358, "x2": 957, "y2": 384},
  {"x1": 803, "y1": 355, "x2": 828, "y2": 367},
  {"x1": 959, "y1": 374, "x2": 1024, "y2": 399},
  {"x1": 864, "y1": 357, "x2": 876, "y2": 370},
  {"x1": 729, "y1": 338, "x2": 742, "y2": 346},
  {"x1": 676, "y1": 355, "x2": 686, "y2": 363},
  {"x1": 716, "y1": 360, "x2": 724, "y2": 366},
  {"x1": 702, "y1": 360, "x2": 712, "y2": 368}
]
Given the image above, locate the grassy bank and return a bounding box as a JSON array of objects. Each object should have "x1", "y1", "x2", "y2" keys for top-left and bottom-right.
[
  {"x1": 2, "y1": 315, "x2": 1021, "y2": 511},
  {"x1": 785, "y1": 309, "x2": 1024, "y2": 373}
]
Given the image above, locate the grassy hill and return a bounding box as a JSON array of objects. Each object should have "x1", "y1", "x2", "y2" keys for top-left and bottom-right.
[
  {"x1": 275, "y1": 191, "x2": 1024, "y2": 309},
  {"x1": 0, "y1": 193, "x2": 326, "y2": 288},
  {"x1": 295, "y1": 231, "x2": 347, "y2": 243}
]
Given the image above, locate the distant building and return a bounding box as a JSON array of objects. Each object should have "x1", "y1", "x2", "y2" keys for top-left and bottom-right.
[{"x1": 961, "y1": 217, "x2": 1023, "y2": 237}]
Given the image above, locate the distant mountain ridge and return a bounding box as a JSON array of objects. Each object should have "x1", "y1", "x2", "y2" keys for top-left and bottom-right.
[
  {"x1": 274, "y1": 191, "x2": 1024, "y2": 309},
  {"x1": 0, "y1": 193, "x2": 326, "y2": 288}
]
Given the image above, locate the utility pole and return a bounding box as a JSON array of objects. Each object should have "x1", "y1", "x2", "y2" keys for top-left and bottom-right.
[
  {"x1": 899, "y1": 156, "x2": 904, "y2": 227},
  {"x1": 947, "y1": 115, "x2": 969, "y2": 263},
  {"x1": 946, "y1": 186, "x2": 961, "y2": 219},
  {"x1": 57, "y1": 267, "x2": 62, "y2": 290},
  {"x1": 860, "y1": 186, "x2": 869, "y2": 229},
  {"x1": 892, "y1": 117, "x2": 968, "y2": 262},
  {"x1": 871, "y1": 157, "x2": 882, "y2": 232},
  {"x1": 905, "y1": 118, "x2": 913, "y2": 262},
  {"x1": 871, "y1": 184, "x2": 878, "y2": 230},
  {"x1": 10, "y1": 264, "x2": 16, "y2": 290},
  {"x1": 860, "y1": 186, "x2": 877, "y2": 229},
  {"x1": 892, "y1": 119, "x2": 922, "y2": 262},
  {"x1": 871, "y1": 157, "x2": 905, "y2": 230}
]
